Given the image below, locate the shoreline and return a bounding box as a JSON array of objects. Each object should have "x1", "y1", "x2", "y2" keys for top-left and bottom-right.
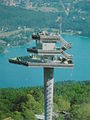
[{"x1": 0, "y1": 80, "x2": 90, "y2": 89}]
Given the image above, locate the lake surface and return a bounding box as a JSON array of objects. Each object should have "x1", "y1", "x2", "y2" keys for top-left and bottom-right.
[{"x1": 0, "y1": 34, "x2": 90, "y2": 88}]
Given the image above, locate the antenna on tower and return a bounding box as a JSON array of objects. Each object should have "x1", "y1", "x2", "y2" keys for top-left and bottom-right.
[
  {"x1": 56, "y1": 16, "x2": 62, "y2": 34},
  {"x1": 57, "y1": 0, "x2": 71, "y2": 34}
]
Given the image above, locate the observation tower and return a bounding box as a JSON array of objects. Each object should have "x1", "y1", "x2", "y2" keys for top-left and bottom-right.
[{"x1": 9, "y1": 31, "x2": 74, "y2": 120}]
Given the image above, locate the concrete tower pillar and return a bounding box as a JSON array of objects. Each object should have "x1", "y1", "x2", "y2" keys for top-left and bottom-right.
[{"x1": 44, "y1": 68, "x2": 54, "y2": 120}]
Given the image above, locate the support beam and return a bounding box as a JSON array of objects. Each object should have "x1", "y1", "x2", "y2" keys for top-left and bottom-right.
[{"x1": 44, "y1": 68, "x2": 54, "y2": 120}]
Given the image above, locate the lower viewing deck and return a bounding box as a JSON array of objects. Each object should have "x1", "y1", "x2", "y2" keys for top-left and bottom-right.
[{"x1": 9, "y1": 55, "x2": 74, "y2": 68}]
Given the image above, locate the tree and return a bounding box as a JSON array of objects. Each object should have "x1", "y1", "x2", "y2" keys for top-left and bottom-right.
[
  {"x1": 26, "y1": 94, "x2": 43, "y2": 114},
  {"x1": 13, "y1": 111, "x2": 23, "y2": 120},
  {"x1": 23, "y1": 109, "x2": 37, "y2": 120},
  {"x1": 54, "y1": 96, "x2": 70, "y2": 111}
]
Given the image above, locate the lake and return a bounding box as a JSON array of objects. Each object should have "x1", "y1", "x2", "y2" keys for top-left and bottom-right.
[{"x1": 0, "y1": 34, "x2": 90, "y2": 88}]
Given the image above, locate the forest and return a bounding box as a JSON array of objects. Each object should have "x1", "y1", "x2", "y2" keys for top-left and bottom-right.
[{"x1": 0, "y1": 81, "x2": 90, "y2": 120}]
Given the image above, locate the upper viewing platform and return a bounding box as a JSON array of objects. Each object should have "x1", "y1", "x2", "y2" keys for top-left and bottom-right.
[
  {"x1": 32, "y1": 31, "x2": 72, "y2": 49},
  {"x1": 32, "y1": 31, "x2": 60, "y2": 41}
]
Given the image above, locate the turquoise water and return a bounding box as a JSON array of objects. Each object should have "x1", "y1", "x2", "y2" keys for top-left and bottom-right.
[{"x1": 0, "y1": 35, "x2": 90, "y2": 88}]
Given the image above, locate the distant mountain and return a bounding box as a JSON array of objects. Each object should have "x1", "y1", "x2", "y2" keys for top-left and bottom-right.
[{"x1": 0, "y1": 0, "x2": 90, "y2": 37}]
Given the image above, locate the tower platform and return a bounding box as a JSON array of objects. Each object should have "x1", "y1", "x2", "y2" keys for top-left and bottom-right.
[{"x1": 9, "y1": 55, "x2": 73, "y2": 68}]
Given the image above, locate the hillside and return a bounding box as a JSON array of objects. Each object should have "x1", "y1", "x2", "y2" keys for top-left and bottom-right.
[
  {"x1": 0, "y1": 5, "x2": 57, "y2": 31},
  {"x1": 0, "y1": 0, "x2": 90, "y2": 37},
  {"x1": 0, "y1": 0, "x2": 90, "y2": 53}
]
